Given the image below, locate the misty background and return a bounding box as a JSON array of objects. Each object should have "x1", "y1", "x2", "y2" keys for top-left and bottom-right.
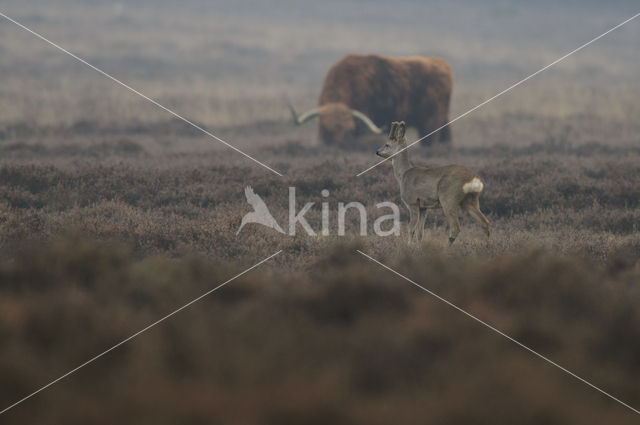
[{"x1": 1, "y1": 0, "x2": 638, "y2": 140}]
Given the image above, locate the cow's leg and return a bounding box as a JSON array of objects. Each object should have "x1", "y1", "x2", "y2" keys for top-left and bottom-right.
[
  {"x1": 419, "y1": 124, "x2": 440, "y2": 146},
  {"x1": 439, "y1": 120, "x2": 452, "y2": 144}
]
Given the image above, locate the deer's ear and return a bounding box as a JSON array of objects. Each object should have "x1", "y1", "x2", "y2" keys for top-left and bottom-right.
[{"x1": 388, "y1": 122, "x2": 397, "y2": 139}]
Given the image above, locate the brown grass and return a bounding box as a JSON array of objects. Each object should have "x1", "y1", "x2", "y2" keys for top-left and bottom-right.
[
  {"x1": 0, "y1": 238, "x2": 639, "y2": 424},
  {"x1": 1, "y1": 137, "x2": 639, "y2": 265}
]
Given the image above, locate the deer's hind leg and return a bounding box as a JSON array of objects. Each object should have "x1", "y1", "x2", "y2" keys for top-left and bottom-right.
[
  {"x1": 462, "y1": 194, "x2": 490, "y2": 237},
  {"x1": 441, "y1": 200, "x2": 461, "y2": 245}
]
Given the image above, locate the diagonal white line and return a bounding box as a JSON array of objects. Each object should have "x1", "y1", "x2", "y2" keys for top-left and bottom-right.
[
  {"x1": 356, "y1": 11, "x2": 640, "y2": 177},
  {"x1": 0, "y1": 11, "x2": 283, "y2": 177},
  {"x1": 356, "y1": 250, "x2": 640, "y2": 415},
  {"x1": 0, "y1": 250, "x2": 282, "y2": 416}
]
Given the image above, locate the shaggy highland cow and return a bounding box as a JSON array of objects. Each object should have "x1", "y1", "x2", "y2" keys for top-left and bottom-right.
[{"x1": 288, "y1": 54, "x2": 453, "y2": 146}]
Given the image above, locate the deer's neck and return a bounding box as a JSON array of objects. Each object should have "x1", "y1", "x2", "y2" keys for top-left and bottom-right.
[{"x1": 391, "y1": 144, "x2": 412, "y2": 183}]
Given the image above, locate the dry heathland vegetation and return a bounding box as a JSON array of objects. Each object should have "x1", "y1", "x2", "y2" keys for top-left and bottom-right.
[{"x1": 0, "y1": 0, "x2": 639, "y2": 423}]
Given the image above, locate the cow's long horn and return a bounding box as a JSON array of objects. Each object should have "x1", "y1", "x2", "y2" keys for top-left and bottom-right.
[
  {"x1": 286, "y1": 99, "x2": 321, "y2": 125},
  {"x1": 352, "y1": 110, "x2": 383, "y2": 134}
]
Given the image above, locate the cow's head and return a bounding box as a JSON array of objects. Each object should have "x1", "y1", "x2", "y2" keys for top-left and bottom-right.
[{"x1": 287, "y1": 100, "x2": 382, "y2": 145}]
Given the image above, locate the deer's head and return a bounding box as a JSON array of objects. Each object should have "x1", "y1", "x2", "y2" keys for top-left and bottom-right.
[{"x1": 376, "y1": 121, "x2": 406, "y2": 158}]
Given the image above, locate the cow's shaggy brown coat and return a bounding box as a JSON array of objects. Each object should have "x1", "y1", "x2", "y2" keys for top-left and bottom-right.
[{"x1": 293, "y1": 54, "x2": 454, "y2": 146}]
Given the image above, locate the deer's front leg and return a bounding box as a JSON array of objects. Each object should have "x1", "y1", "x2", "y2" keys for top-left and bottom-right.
[
  {"x1": 407, "y1": 204, "x2": 420, "y2": 243},
  {"x1": 416, "y1": 207, "x2": 428, "y2": 241}
]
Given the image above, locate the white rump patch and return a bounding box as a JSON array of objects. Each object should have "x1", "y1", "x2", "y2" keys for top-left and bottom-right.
[{"x1": 462, "y1": 177, "x2": 483, "y2": 193}]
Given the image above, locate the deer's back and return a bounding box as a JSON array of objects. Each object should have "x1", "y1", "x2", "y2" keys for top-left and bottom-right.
[{"x1": 402, "y1": 165, "x2": 477, "y2": 206}]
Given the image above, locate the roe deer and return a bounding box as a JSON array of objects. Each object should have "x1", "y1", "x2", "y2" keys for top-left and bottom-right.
[{"x1": 376, "y1": 121, "x2": 489, "y2": 244}]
